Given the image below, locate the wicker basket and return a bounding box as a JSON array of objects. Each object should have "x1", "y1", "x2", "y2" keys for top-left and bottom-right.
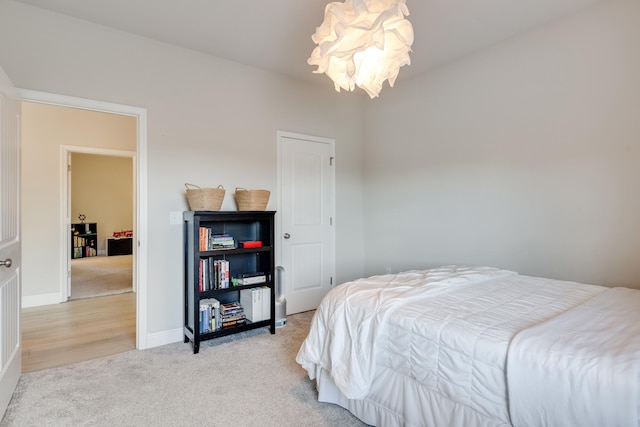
[
  {"x1": 185, "y1": 183, "x2": 225, "y2": 211},
  {"x1": 234, "y1": 187, "x2": 270, "y2": 211}
]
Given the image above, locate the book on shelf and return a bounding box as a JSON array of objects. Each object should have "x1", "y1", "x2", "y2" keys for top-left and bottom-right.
[
  {"x1": 221, "y1": 313, "x2": 246, "y2": 322},
  {"x1": 220, "y1": 301, "x2": 246, "y2": 327},
  {"x1": 240, "y1": 288, "x2": 262, "y2": 322},
  {"x1": 222, "y1": 318, "x2": 247, "y2": 328},
  {"x1": 240, "y1": 272, "x2": 264, "y2": 277},
  {"x1": 260, "y1": 286, "x2": 271, "y2": 320},
  {"x1": 240, "y1": 287, "x2": 271, "y2": 322},
  {"x1": 220, "y1": 260, "x2": 230, "y2": 289},
  {"x1": 198, "y1": 228, "x2": 236, "y2": 251},
  {"x1": 199, "y1": 298, "x2": 221, "y2": 333},
  {"x1": 211, "y1": 233, "x2": 232, "y2": 242},
  {"x1": 220, "y1": 301, "x2": 243, "y2": 315},
  {"x1": 199, "y1": 259, "x2": 230, "y2": 291},
  {"x1": 212, "y1": 259, "x2": 230, "y2": 290},
  {"x1": 211, "y1": 232, "x2": 235, "y2": 250},
  {"x1": 240, "y1": 241, "x2": 262, "y2": 249},
  {"x1": 237, "y1": 273, "x2": 266, "y2": 286},
  {"x1": 200, "y1": 259, "x2": 206, "y2": 292},
  {"x1": 212, "y1": 241, "x2": 235, "y2": 250}
]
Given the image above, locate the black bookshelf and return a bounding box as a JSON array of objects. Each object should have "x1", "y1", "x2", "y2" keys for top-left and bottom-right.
[
  {"x1": 183, "y1": 211, "x2": 276, "y2": 354},
  {"x1": 71, "y1": 223, "x2": 97, "y2": 258}
]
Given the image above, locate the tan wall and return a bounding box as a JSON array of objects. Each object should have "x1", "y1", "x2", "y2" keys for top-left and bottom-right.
[
  {"x1": 21, "y1": 101, "x2": 135, "y2": 302},
  {"x1": 71, "y1": 153, "x2": 133, "y2": 254}
]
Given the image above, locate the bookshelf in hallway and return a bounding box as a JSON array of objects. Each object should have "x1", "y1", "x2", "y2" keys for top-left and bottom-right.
[
  {"x1": 71, "y1": 223, "x2": 97, "y2": 259},
  {"x1": 183, "y1": 211, "x2": 276, "y2": 354}
]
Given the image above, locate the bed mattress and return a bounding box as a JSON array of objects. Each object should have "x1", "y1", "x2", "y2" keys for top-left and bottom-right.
[
  {"x1": 296, "y1": 266, "x2": 614, "y2": 426},
  {"x1": 508, "y1": 286, "x2": 640, "y2": 427}
]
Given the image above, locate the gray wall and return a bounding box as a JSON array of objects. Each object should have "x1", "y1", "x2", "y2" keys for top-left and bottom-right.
[
  {"x1": 363, "y1": 0, "x2": 640, "y2": 289},
  {"x1": 0, "y1": 0, "x2": 366, "y2": 342},
  {"x1": 2, "y1": 0, "x2": 639, "y2": 348}
]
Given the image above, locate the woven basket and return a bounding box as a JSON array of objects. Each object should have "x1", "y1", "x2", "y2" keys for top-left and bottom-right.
[
  {"x1": 185, "y1": 183, "x2": 225, "y2": 211},
  {"x1": 234, "y1": 187, "x2": 270, "y2": 211}
]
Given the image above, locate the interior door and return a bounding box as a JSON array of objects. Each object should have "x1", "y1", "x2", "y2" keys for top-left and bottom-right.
[
  {"x1": 278, "y1": 132, "x2": 335, "y2": 314},
  {"x1": 0, "y1": 67, "x2": 22, "y2": 418}
]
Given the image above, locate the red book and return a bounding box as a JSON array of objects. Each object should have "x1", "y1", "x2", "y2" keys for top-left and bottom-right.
[{"x1": 241, "y1": 241, "x2": 262, "y2": 248}]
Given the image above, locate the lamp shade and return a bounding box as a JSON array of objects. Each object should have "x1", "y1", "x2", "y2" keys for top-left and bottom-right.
[{"x1": 309, "y1": 0, "x2": 414, "y2": 98}]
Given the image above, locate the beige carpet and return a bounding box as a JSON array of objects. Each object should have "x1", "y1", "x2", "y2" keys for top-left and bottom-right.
[
  {"x1": 1, "y1": 310, "x2": 366, "y2": 426},
  {"x1": 70, "y1": 255, "x2": 133, "y2": 300}
]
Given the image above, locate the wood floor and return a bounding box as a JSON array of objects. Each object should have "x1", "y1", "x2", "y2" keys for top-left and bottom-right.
[{"x1": 21, "y1": 292, "x2": 136, "y2": 373}]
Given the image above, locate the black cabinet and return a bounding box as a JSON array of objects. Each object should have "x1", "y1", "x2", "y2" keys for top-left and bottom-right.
[
  {"x1": 183, "y1": 211, "x2": 276, "y2": 354},
  {"x1": 71, "y1": 223, "x2": 97, "y2": 258},
  {"x1": 107, "y1": 237, "x2": 133, "y2": 256}
]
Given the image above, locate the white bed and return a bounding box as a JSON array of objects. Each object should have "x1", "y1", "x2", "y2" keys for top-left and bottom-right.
[{"x1": 295, "y1": 266, "x2": 640, "y2": 427}]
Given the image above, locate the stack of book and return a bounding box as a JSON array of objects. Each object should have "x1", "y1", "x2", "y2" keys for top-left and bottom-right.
[
  {"x1": 210, "y1": 233, "x2": 235, "y2": 250},
  {"x1": 220, "y1": 302, "x2": 246, "y2": 328},
  {"x1": 198, "y1": 228, "x2": 236, "y2": 251},
  {"x1": 199, "y1": 298, "x2": 221, "y2": 333},
  {"x1": 236, "y1": 272, "x2": 267, "y2": 286}
]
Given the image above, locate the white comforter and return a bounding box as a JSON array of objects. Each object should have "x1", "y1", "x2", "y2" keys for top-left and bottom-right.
[
  {"x1": 296, "y1": 266, "x2": 520, "y2": 400},
  {"x1": 508, "y1": 286, "x2": 640, "y2": 427},
  {"x1": 296, "y1": 266, "x2": 614, "y2": 426}
]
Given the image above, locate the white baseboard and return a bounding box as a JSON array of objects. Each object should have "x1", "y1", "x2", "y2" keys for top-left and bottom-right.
[
  {"x1": 22, "y1": 293, "x2": 63, "y2": 308},
  {"x1": 143, "y1": 327, "x2": 183, "y2": 350}
]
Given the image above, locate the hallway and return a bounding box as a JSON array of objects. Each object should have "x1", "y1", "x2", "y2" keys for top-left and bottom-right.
[{"x1": 21, "y1": 292, "x2": 135, "y2": 373}]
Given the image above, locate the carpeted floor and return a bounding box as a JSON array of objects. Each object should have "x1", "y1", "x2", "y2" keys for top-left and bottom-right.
[
  {"x1": 1, "y1": 310, "x2": 366, "y2": 426},
  {"x1": 71, "y1": 255, "x2": 133, "y2": 300}
]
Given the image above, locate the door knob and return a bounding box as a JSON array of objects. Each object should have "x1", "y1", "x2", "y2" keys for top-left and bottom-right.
[
  {"x1": 0, "y1": 258, "x2": 12, "y2": 268},
  {"x1": 283, "y1": 233, "x2": 291, "y2": 239}
]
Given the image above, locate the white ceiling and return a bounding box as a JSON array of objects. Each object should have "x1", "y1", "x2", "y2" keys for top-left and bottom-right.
[{"x1": 13, "y1": 0, "x2": 604, "y2": 87}]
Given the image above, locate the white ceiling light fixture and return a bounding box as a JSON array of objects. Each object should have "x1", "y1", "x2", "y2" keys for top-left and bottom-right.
[{"x1": 309, "y1": 0, "x2": 414, "y2": 98}]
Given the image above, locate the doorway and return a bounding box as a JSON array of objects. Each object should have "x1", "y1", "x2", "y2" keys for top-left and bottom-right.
[
  {"x1": 19, "y1": 89, "x2": 149, "y2": 353},
  {"x1": 67, "y1": 151, "x2": 135, "y2": 301}
]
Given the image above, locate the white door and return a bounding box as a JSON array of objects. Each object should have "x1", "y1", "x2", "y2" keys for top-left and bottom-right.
[
  {"x1": 277, "y1": 131, "x2": 335, "y2": 314},
  {"x1": 0, "y1": 67, "x2": 22, "y2": 417}
]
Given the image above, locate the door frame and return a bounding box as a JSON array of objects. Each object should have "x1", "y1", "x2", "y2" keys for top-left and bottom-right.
[
  {"x1": 276, "y1": 130, "x2": 336, "y2": 311},
  {"x1": 18, "y1": 89, "x2": 149, "y2": 350}
]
